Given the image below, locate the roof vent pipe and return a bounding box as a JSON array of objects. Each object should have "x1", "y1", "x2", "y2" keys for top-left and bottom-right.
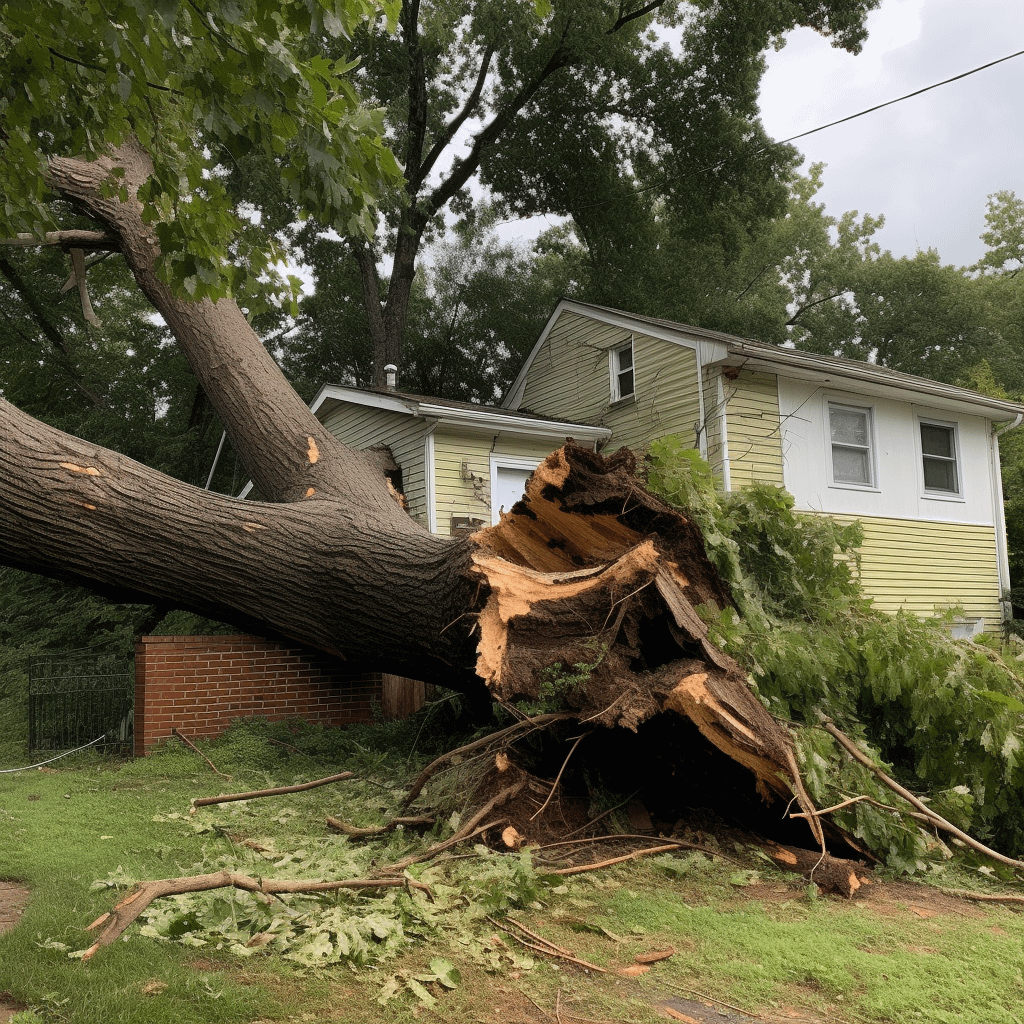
[{"x1": 384, "y1": 364, "x2": 398, "y2": 391}]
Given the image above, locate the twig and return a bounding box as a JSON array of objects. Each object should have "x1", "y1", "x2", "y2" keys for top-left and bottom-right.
[
  {"x1": 82, "y1": 872, "x2": 432, "y2": 960},
  {"x1": 487, "y1": 916, "x2": 609, "y2": 974},
  {"x1": 549, "y1": 843, "x2": 688, "y2": 876},
  {"x1": 533, "y1": 834, "x2": 744, "y2": 865},
  {"x1": 326, "y1": 814, "x2": 434, "y2": 836},
  {"x1": 172, "y1": 729, "x2": 230, "y2": 778},
  {"x1": 821, "y1": 719, "x2": 1024, "y2": 872},
  {"x1": 386, "y1": 781, "x2": 525, "y2": 871},
  {"x1": 945, "y1": 888, "x2": 1024, "y2": 905},
  {"x1": 531, "y1": 731, "x2": 591, "y2": 822},
  {"x1": 403, "y1": 712, "x2": 571, "y2": 808},
  {"x1": 504, "y1": 916, "x2": 577, "y2": 958},
  {"x1": 662, "y1": 980, "x2": 765, "y2": 1019},
  {"x1": 189, "y1": 771, "x2": 354, "y2": 812}
]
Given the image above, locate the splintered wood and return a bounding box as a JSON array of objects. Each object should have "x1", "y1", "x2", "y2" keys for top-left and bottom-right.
[{"x1": 469, "y1": 442, "x2": 820, "y2": 835}]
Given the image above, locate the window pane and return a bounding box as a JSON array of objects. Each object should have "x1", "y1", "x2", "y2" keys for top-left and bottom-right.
[
  {"x1": 923, "y1": 456, "x2": 958, "y2": 492},
  {"x1": 830, "y1": 408, "x2": 868, "y2": 446},
  {"x1": 921, "y1": 423, "x2": 953, "y2": 458},
  {"x1": 832, "y1": 446, "x2": 871, "y2": 485},
  {"x1": 617, "y1": 346, "x2": 633, "y2": 372},
  {"x1": 618, "y1": 368, "x2": 634, "y2": 397}
]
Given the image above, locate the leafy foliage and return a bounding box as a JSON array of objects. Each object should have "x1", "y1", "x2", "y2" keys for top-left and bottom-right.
[
  {"x1": 1, "y1": 0, "x2": 401, "y2": 302},
  {"x1": 646, "y1": 439, "x2": 1024, "y2": 868}
]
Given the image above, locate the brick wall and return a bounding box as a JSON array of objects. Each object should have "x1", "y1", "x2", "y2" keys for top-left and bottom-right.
[{"x1": 134, "y1": 635, "x2": 381, "y2": 756}]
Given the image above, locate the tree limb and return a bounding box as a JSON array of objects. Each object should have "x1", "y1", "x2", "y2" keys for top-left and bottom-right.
[
  {"x1": 81, "y1": 872, "x2": 432, "y2": 959},
  {"x1": 2, "y1": 230, "x2": 119, "y2": 251},
  {"x1": 189, "y1": 771, "x2": 355, "y2": 812},
  {"x1": 821, "y1": 719, "x2": 1024, "y2": 872}
]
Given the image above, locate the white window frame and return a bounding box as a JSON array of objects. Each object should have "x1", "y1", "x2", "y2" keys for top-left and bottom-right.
[
  {"x1": 917, "y1": 415, "x2": 963, "y2": 500},
  {"x1": 826, "y1": 400, "x2": 878, "y2": 491},
  {"x1": 609, "y1": 340, "x2": 635, "y2": 403}
]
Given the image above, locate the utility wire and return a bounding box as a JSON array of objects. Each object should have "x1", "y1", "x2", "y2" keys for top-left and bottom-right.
[
  {"x1": 0, "y1": 733, "x2": 108, "y2": 773},
  {"x1": 580, "y1": 46, "x2": 1024, "y2": 210}
]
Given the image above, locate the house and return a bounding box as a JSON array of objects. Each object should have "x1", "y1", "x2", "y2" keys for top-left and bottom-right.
[
  {"x1": 500, "y1": 300, "x2": 1024, "y2": 635},
  {"x1": 309, "y1": 383, "x2": 610, "y2": 535}
]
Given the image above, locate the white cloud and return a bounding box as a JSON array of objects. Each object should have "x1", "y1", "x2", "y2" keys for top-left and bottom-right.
[{"x1": 760, "y1": 0, "x2": 1024, "y2": 267}]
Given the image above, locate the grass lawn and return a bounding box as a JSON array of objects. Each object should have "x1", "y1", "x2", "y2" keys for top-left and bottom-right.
[{"x1": 2, "y1": 719, "x2": 1024, "y2": 1024}]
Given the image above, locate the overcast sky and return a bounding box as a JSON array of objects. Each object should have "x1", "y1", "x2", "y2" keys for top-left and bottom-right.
[{"x1": 759, "y1": 0, "x2": 1024, "y2": 269}]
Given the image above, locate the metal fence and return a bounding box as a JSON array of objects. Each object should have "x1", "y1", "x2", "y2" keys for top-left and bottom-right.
[{"x1": 27, "y1": 650, "x2": 134, "y2": 755}]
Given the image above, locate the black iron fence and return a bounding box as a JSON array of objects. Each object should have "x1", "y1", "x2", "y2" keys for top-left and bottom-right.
[{"x1": 27, "y1": 650, "x2": 134, "y2": 755}]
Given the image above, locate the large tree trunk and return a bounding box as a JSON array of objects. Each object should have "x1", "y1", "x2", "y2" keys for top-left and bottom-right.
[{"x1": 0, "y1": 142, "x2": 822, "y2": 843}]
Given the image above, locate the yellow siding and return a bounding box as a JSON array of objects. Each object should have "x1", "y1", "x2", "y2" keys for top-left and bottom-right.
[
  {"x1": 433, "y1": 432, "x2": 493, "y2": 534},
  {"x1": 825, "y1": 513, "x2": 1003, "y2": 630},
  {"x1": 518, "y1": 310, "x2": 701, "y2": 455},
  {"x1": 723, "y1": 369, "x2": 784, "y2": 488},
  {"x1": 319, "y1": 404, "x2": 428, "y2": 526},
  {"x1": 701, "y1": 365, "x2": 727, "y2": 487},
  {"x1": 492, "y1": 437, "x2": 560, "y2": 461}
]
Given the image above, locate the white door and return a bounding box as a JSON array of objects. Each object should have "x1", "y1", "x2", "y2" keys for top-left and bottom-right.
[{"x1": 491, "y1": 464, "x2": 536, "y2": 524}]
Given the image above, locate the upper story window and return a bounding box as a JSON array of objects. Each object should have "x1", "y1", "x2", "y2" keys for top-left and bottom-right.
[
  {"x1": 610, "y1": 341, "x2": 634, "y2": 402},
  {"x1": 828, "y1": 402, "x2": 875, "y2": 487},
  {"x1": 920, "y1": 419, "x2": 960, "y2": 496}
]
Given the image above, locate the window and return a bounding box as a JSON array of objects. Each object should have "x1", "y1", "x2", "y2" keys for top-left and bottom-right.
[
  {"x1": 920, "y1": 419, "x2": 960, "y2": 495},
  {"x1": 611, "y1": 342, "x2": 634, "y2": 401},
  {"x1": 828, "y1": 403, "x2": 874, "y2": 487}
]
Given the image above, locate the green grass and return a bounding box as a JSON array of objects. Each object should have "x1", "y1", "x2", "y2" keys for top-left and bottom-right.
[{"x1": 3, "y1": 720, "x2": 1024, "y2": 1024}]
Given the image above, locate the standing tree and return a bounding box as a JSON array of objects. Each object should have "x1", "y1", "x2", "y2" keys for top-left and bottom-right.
[{"x1": 273, "y1": 0, "x2": 882, "y2": 384}]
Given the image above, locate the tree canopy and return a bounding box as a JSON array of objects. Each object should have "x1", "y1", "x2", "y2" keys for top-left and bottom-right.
[{"x1": 0, "y1": 0, "x2": 401, "y2": 303}]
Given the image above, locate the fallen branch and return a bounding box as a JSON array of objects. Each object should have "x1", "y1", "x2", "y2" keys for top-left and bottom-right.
[
  {"x1": 172, "y1": 729, "x2": 230, "y2": 778},
  {"x1": 402, "y1": 712, "x2": 571, "y2": 808},
  {"x1": 945, "y1": 888, "x2": 1024, "y2": 905},
  {"x1": 326, "y1": 814, "x2": 434, "y2": 837},
  {"x1": 487, "y1": 915, "x2": 610, "y2": 974},
  {"x1": 533, "y1": 834, "x2": 744, "y2": 866},
  {"x1": 385, "y1": 781, "x2": 525, "y2": 872},
  {"x1": 530, "y1": 731, "x2": 591, "y2": 822},
  {"x1": 821, "y1": 720, "x2": 1024, "y2": 873},
  {"x1": 81, "y1": 871, "x2": 431, "y2": 959},
  {"x1": 548, "y1": 843, "x2": 687, "y2": 877},
  {"x1": 189, "y1": 771, "x2": 354, "y2": 812}
]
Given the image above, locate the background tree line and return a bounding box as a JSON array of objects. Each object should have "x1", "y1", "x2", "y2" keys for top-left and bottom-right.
[{"x1": 5, "y1": 0, "x2": 1024, "y2": 655}]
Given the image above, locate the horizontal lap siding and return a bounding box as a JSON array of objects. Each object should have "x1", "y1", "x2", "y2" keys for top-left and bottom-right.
[
  {"x1": 725, "y1": 370, "x2": 785, "y2": 488},
  {"x1": 608, "y1": 337, "x2": 700, "y2": 454},
  {"x1": 520, "y1": 312, "x2": 622, "y2": 423},
  {"x1": 434, "y1": 432, "x2": 493, "y2": 534},
  {"x1": 319, "y1": 405, "x2": 428, "y2": 526},
  {"x1": 701, "y1": 366, "x2": 727, "y2": 487},
  {"x1": 824, "y1": 514, "x2": 1003, "y2": 629},
  {"x1": 519, "y1": 311, "x2": 701, "y2": 455}
]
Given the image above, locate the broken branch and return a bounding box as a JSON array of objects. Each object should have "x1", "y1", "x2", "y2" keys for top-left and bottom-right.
[
  {"x1": 821, "y1": 720, "x2": 1024, "y2": 872},
  {"x1": 82, "y1": 871, "x2": 432, "y2": 959},
  {"x1": 548, "y1": 843, "x2": 688, "y2": 877},
  {"x1": 189, "y1": 771, "x2": 354, "y2": 812},
  {"x1": 172, "y1": 728, "x2": 230, "y2": 778},
  {"x1": 487, "y1": 915, "x2": 610, "y2": 974},
  {"x1": 403, "y1": 712, "x2": 571, "y2": 808},
  {"x1": 326, "y1": 814, "x2": 434, "y2": 837}
]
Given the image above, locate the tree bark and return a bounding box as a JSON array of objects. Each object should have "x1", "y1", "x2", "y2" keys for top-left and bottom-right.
[{"x1": 2, "y1": 141, "x2": 825, "y2": 845}]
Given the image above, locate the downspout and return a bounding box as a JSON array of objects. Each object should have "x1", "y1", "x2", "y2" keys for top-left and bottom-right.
[
  {"x1": 990, "y1": 413, "x2": 1023, "y2": 624},
  {"x1": 424, "y1": 422, "x2": 438, "y2": 535}
]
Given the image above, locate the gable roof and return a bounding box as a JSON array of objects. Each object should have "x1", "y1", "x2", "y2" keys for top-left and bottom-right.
[
  {"x1": 310, "y1": 382, "x2": 612, "y2": 443},
  {"x1": 504, "y1": 300, "x2": 1024, "y2": 425}
]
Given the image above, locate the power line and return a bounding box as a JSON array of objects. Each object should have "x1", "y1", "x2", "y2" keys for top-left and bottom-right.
[{"x1": 587, "y1": 46, "x2": 1024, "y2": 209}]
